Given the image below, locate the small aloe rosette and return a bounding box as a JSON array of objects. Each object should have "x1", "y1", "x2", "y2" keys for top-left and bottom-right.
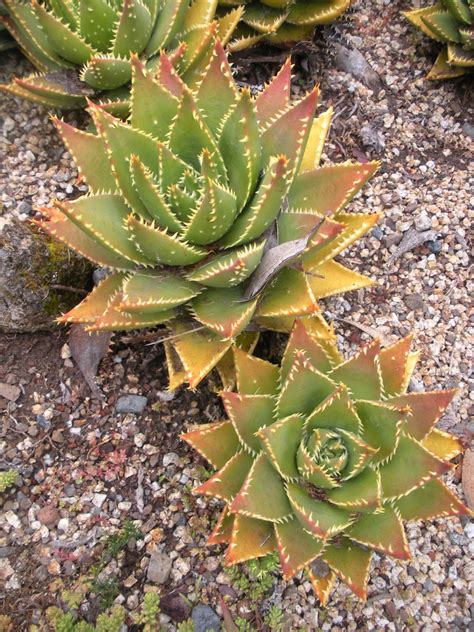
[
  {"x1": 0, "y1": 0, "x2": 241, "y2": 110},
  {"x1": 405, "y1": 0, "x2": 473, "y2": 79},
  {"x1": 34, "y1": 41, "x2": 380, "y2": 389},
  {"x1": 182, "y1": 319, "x2": 470, "y2": 603},
  {"x1": 225, "y1": 0, "x2": 351, "y2": 51}
]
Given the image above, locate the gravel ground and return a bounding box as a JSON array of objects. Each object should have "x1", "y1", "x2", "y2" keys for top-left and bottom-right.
[{"x1": 0, "y1": 0, "x2": 473, "y2": 630}]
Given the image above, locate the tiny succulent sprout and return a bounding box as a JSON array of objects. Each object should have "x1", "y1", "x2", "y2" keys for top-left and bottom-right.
[
  {"x1": 225, "y1": 0, "x2": 351, "y2": 51},
  {"x1": 0, "y1": 0, "x2": 242, "y2": 111},
  {"x1": 405, "y1": 0, "x2": 474, "y2": 79},
  {"x1": 34, "y1": 40, "x2": 381, "y2": 389},
  {"x1": 182, "y1": 319, "x2": 471, "y2": 604}
]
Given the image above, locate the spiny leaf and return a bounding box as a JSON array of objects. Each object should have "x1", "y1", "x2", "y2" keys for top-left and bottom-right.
[
  {"x1": 231, "y1": 453, "x2": 293, "y2": 521},
  {"x1": 181, "y1": 420, "x2": 240, "y2": 470},
  {"x1": 191, "y1": 287, "x2": 258, "y2": 338}
]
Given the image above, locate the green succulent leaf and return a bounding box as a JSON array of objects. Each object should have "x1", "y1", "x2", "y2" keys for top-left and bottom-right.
[
  {"x1": 231, "y1": 453, "x2": 293, "y2": 521},
  {"x1": 121, "y1": 272, "x2": 202, "y2": 311},
  {"x1": 346, "y1": 507, "x2": 410, "y2": 560},
  {"x1": 192, "y1": 287, "x2": 258, "y2": 338},
  {"x1": 276, "y1": 517, "x2": 325, "y2": 580},
  {"x1": 187, "y1": 241, "x2": 265, "y2": 288},
  {"x1": 223, "y1": 391, "x2": 275, "y2": 453},
  {"x1": 287, "y1": 483, "x2": 352, "y2": 540},
  {"x1": 379, "y1": 435, "x2": 452, "y2": 500}
]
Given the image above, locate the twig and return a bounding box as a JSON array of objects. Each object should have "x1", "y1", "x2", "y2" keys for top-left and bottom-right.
[
  {"x1": 333, "y1": 316, "x2": 391, "y2": 345},
  {"x1": 51, "y1": 284, "x2": 88, "y2": 295},
  {"x1": 145, "y1": 325, "x2": 207, "y2": 346},
  {"x1": 121, "y1": 330, "x2": 168, "y2": 345}
]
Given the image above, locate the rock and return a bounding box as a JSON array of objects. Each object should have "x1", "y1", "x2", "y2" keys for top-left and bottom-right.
[
  {"x1": 0, "y1": 383, "x2": 21, "y2": 401},
  {"x1": 147, "y1": 550, "x2": 172, "y2": 585},
  {"x1": 4, "y1": 511, "x2": 21, "y2": 529},
  {"x1": 92, "y1": 267, "x2": 109, "y2": 285},
  {"x1": 0, "y1": 547, "x2": 14, "y2": 558},
  {"x1": 371, "y1": 226, "x2": 383, "y2": 241},
  {"x1": 416, "y1": 212, "x2": 433, "y2": 232},
  {"x1": 427, "y1": 240, "x2": 442, "y2": 255},
  {"x1": 37, "y1": 504, "x2": 59, "y2": 526},
  {"x1": 423, "y1": 579, "x2": 434, "y2": 592},
  {"x1": 155, "y1": 390, "x2": 176, "y2": 402},
  {"x1": 384, "y1": 233, "x2": 402, "y2": 248},
  {"x1": 462, "y1": 449, "x2": 474, "y2": 509},
  {"x1": 360, "y1": 123, "x2": 385, "y2": 152},
  {"x1": 163, "y1": 453, "x2": 180, "y2": 467},
  {"x1": 191, "y1": 604, "x2": 221, "y2": 632},
  {"x1": 92, "y1": 493, "x2": 107, "y2": 508},
  {"x1": 0, "y1": 218, "x2": 91, "y2": 332},
  {"x1": 334, "y1": 44, "x2": 382, "y2": 93},
  {"x1": 384, "y1": 602, "x2": 397, "y2": 620},
  {"x1": 115, "y1": 395, "x2": 147, "y2": 415},
  {"x1": 0, "y1": 559, "x2": 14, "y2": 582},
  {"x1": 36, "y1": 414, "x2": 51, "y2": 430},
  {"x1": 51, "y1": 430, "x2": 64, "y2": 443},
  {"x1": 462, "y1": 122, "x2": 474, "y2": 140},
  {"x1": 405, "y1": 294, "x2": 426, "y2": 312},
  {"x1": 160, "y1": 589, "x2": 192, "y2": 622},
  {"x1": 60, "y1": 343, "x2": 71, "y2": 359},
  {"x1": 47, "y1": 559, "x2": 61, "y2": 575}
]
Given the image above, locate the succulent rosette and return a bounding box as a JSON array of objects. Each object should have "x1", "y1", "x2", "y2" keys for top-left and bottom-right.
[
  {"x1": 225, "y1": 0, "x2": 351, "y2": 51},
  {"x1": 0, "y1": 0, "x2": 241, "y2": 111},
  {"x1": 34, "y1": 41, "x2": 380, "y2": 388},
  {"x1": 405, "y1": 0, "x2": 473, "y2": 79},
  {"x1": 182, "y1": 318, "x2": 470, "y2": 603}
]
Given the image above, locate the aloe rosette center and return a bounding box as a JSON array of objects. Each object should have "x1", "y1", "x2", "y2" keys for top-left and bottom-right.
[
  {"x1": 304, "y1": 430, "x2": 348, "y2": 480},
  {"x1": 182, "y1": 319, "x2": 471, "y2": 603}
]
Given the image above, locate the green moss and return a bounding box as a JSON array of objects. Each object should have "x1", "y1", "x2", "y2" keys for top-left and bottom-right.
[{"x1": 25, "y1": 228, "x2": 92, "y2": 317}]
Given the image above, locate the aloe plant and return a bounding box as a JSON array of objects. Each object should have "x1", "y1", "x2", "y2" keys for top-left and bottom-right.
[
  {"x1": 0, "y1": 0, "x2": 241, "y2": 111},
  {"x1": 182, "y1": 319, "x2": 471, "y2": 603},
  {"x1": 226, "y1": 0, "x2": 351, "y2": 51},
  {"x1": 35, "y1": 41, "x2": 380, "y2": 388},
  {"x1": 405, "y1": 0, "x2": 473, "y2": 79}
]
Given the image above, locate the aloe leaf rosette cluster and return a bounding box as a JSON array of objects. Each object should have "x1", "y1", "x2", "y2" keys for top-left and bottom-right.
[
  {"x1": 405, "y1": 0, "x2": 473, "y2": 79},
  {"x1": 0, "y1": 0, "x2": 240, "y2": 110},
  {"x1": 35, "y1": 42, "x2": 380, "y2": 388},
  {"x1": 225, "y1": 0, "x2": 351, "y2": 51},
  {"x1": 182, "y1": 320, "x2": 470, "y2": 603}
]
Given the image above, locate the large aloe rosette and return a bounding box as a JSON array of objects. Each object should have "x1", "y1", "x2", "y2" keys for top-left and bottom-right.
[
  {"x1": 182, "y1": 319, "x2": 470, "y2": 603},
  {"x1": 225, "y1": 0, "x2": 351, "y2": 51},
  {"x1": 35, "y1": 42, "x2": 380, "y2": 388},
  {"x1": 0, "y1": 0, "x2": 240, "y2": 110},
  {"x1": 405, "y1": 0, "x2": 473, "y2": 79}
]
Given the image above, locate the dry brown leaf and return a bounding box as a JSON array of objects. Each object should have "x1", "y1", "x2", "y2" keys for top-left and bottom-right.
[{"x1": 68, "y1": 324, "x2": 112, "y2": 395}]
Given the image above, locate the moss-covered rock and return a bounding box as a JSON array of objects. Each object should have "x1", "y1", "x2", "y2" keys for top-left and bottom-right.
[{"x1": 0, "y1": 218, "x2": 92, "y2": 332}]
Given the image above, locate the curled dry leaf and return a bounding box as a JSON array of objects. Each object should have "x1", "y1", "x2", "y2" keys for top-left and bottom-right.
[{"x1": 68, "y1": 323, "x2": 112, "y2": 395}]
